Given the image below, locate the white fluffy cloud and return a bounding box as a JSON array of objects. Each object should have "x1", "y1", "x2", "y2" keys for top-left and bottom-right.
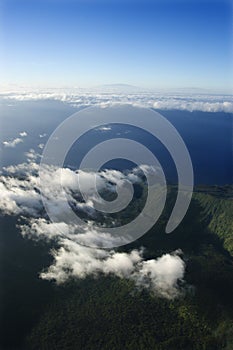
[
  {"x1": 134, "y1": 250, "x2": 185, "y2": 298},
  {"x1": 0, "y1": 161, "x2": 145, "y2": 219},
  {"x1": 0, "y1": 158, "x2": 186, "y2": 298},
  {"x1": 153, "y1": 100, "x2": 233, "y2": 113},
  {"x1": 0, "y1": 170, "x2": 42, "y2": 215},
  {"x1": 19, "y1": 131, "x2": 27, "y2": 137},
  {"x1": 2, "y1": 131, "x2": 28, "y2": 148},
  {"x1": 0, "y1": 89, "x2": 232, "y2": 112},
  {"x1": 39, "y1": 237, "x2": 184, "y2": 299},
  {"x1": 2, "y1": 137, "x2": 23, "y2": 148},
  {"x1": 25, "y1": 148, "x2": 41, "y2": 162}
]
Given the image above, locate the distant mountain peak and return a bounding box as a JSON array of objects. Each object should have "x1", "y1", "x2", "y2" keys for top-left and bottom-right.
[{"x1": 93, "y1": 83, "x2": 147, "y2": 93}]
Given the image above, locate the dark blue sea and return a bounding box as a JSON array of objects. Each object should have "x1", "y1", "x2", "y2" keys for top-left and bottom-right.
[{"x1": 0, "y1": 98, "x2": 232, "y2": 185}]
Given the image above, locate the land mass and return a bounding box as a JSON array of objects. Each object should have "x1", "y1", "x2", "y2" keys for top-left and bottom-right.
[{"x1": 0, "y1": 185, "x2": 233, "y2": 350}]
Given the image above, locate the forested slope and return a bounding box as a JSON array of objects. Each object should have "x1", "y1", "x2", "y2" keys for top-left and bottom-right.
[{"x1": 24, "y1": 186, "x2": 233, "y2": 350}]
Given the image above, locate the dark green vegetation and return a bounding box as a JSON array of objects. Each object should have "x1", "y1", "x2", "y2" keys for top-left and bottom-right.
[{"x1": 1, "y1": 185, "x2": 233, "y2": 350}]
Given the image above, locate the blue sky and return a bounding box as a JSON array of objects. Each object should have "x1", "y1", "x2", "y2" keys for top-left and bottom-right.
[{"x1": 1, "y1": 0, "x2": 232, "y2": 91}]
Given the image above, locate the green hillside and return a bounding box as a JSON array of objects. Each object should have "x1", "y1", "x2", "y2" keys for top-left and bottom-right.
[
  {"x1": 23, "y1": 186, "x2": 233, "y2": 350},
  {"x1": 194, "y1": 186, "x2": 233, "y2": 256}
]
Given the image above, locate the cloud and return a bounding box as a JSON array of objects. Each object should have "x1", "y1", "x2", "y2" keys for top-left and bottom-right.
[
  {"x1": 19, "y1": 131, "x2": 27, "y2": 137},
  {"x1": 2, "y1": 137, "x2": 23, "y2": 148},
  {"x1": 39, "y1": 239, "x2": 143, "y2": 282},
  {"x1": 0, "y1": 161, "x2": 43, "y2": 216},
  {"x1": 0, "y1": 176, "x2": 42, "y2": 216},
  {"x1": 2, "y1": 161, "x2": 39, "y2": 176},
  {"x1": 98, "y1": 126, "x2": 112, "y2": 131},
  {"x1": 38, "y1": 143, "x2": 44, "y2": 149},
  {"x1": 1, "y1": 89, "x2": 232, "y2": 112},
  {"x1": 25, "y1": 148, "x2": 41, "y2": 162},
  {"x1": 134, "y1": 250, "x2": 185, "y2": 299},
  {"x1": 0, "y1": 158, "x2": 152, "y2": 222},
  {"x1": 153, "y1": 100, "x2": 233, "y2": 113},
  {"x1": 0, "y1": 161, "x2": 145, "y2": 221},
  {"x1": 39, "y1": 237, "x2": 185, "y2": 299},
  {"x1": 0, "y1": 158, "x2": 186, "y2": 298},
  {"x1": 2, "y1": 131, "x2": 28, "y2": 148}
]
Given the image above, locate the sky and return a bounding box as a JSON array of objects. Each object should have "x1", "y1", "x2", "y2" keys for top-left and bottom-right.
[{"x1": 0, "y1": 0, "x2": 232, "y2": 91}]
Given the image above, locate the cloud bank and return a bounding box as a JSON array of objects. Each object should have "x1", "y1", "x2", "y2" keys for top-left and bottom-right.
[
  {"x1": 0, "y1": 157, "x2": 186, "y2": 298},
  {"x1": 0, "y1": 89, "x2": 232, "y2": 113}
]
